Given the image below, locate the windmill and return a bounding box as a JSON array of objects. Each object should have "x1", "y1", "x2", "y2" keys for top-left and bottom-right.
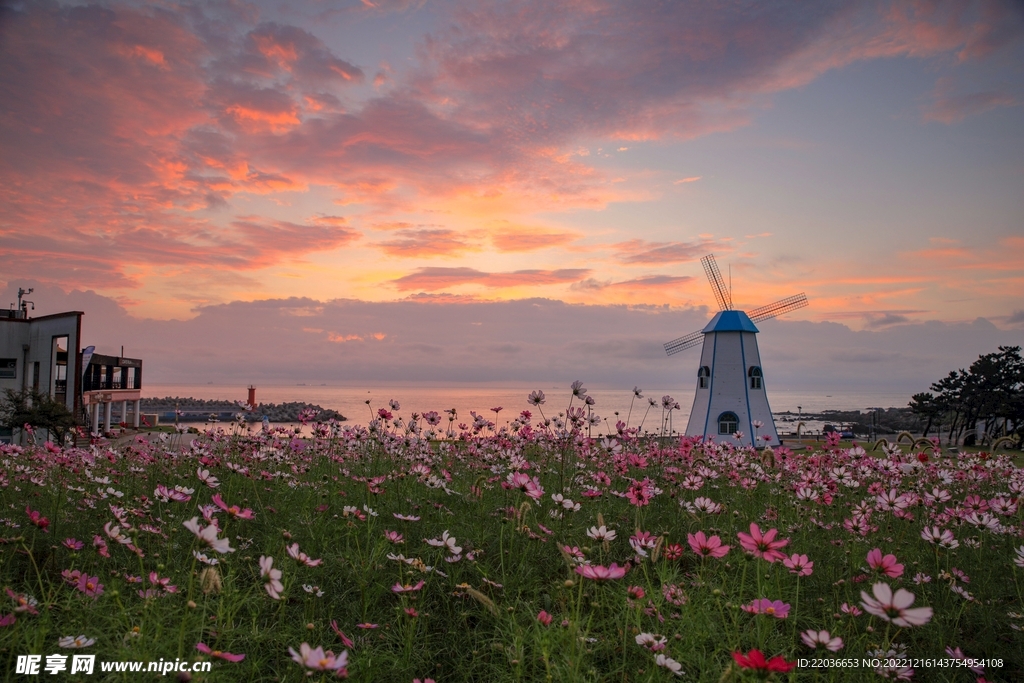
[{"x1": 664, "y1": 254, "x2": 808, "y2": 448}]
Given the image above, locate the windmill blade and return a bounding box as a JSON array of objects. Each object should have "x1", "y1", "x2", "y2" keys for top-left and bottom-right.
[
  {"x1": 663, "y1": 329, "x2": 705, "y2": 356},
  {"x1": 748, "y1": 293, "x2": 809, "y2": 323},
  {"x1": 701, "y1": 254, "x2": 732, "y2": 311}
]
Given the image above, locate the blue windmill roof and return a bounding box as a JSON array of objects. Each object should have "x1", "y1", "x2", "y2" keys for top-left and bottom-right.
[{"x1": 702, "y1": 310, "x2": 759, "y2": 333}]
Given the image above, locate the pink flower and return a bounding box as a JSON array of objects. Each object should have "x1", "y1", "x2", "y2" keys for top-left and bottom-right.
[
  {"x1": 741, "y1": 598, "x2": 790, "y2": 618},
  {"x1": 736, "y1": 523, "x2": 789, "y2": 562},
  {"x1": 330, "y1": 621, "x2": 354, "y2": 648},
  {"x1": 286, "y1": 543, "x2": 323, "y2": 567},
  {"x1": 536, "y1": 610, "x2": 553, "y2": 626},
  {"x1": 392, "y1": 581, "x2": 425, "y2": 594},
  {"x1": 662, "y1": 543, "x2": 683, "y2": 560},
  {"x1": 866, "y1": 548, "x2": 904, "y2": 578},
  {"x1": 574, "y1": 563, "x2": 628, "y2": 581},
  {"x1": 840, "y1": 602, "x2": 863, "y2": 617},
  {"x1": 0, "y1": 613, "x2": 15, "y2": 627},
  {"x1": 196, "y1": 642, "x2": 245, "y2": 662},
  {"x1": 687, "y1": 531, "x2": 730, "y2": 558},
  {"x1": 383, "y1": 531, "x2": 404, "y2": 544},
  {"x1": 860, "y1": 582, "x2": 932, "y2": 627},
  {"x1": 356, "y1": 623, "x2": 378, "y2": 629},
  {"x1": 62, "y1": 538, "x2": 84, "y2": 551},
  {"x1": 6, "y1": 588, "x2": 38, "y2": 615},
  {"x1": 800, "y1": 630, "x2": 843, "y2": 652},
  {"x1": 288, "y1": 643, "x2": 348, "y2": 676},
  {"x1": 76, "y1": 574, "x2": 104, "y2": 599},
  {"x1": 93, "y1": 535, "x2": 110, "y2": 557},
  {"x1": 211, "y1": 493, "x2": 254, "y2": 519},
  {"x1": 782, "y1": 553, "x2": 814, "y2": 576}
]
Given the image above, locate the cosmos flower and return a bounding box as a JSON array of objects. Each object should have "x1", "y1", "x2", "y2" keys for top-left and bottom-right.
[
  {"x1": 288, "y1": 643, "x2": 348, "y2": 676},
  {"x1": 736, "y1": 523, "x2": 789, "y2": 562},
  {"x1": 731, "y1": 649, "x2": 796, "y2": 673},
  {"x1": 860, "y1": 583, "x2": 932, "y2": 627},
  {"x1": 196, "y1": 642, "x2": 245, "y2": 662},
  {"x1": 211, "y1": 493, "x2": 255, "y2": 520},
  {"x1": 800, "y1": 630, "x2": 843, "y2": 652},
  {"x1": 782, "y1": 553, "x2": 814, "y2": 576},
  {"x1": 687, "y1": 531, "x2": 730, "y2": 558},
  {"x1": 574, "y1": 563, "x2": 628, "y2": 581},
  {"x1": 58, "y1": 635, "x2": 95, "y2": 649},
  {"x1": 586, "y1": 525, "x2": 617, "y2": 542},
  {"x1": 866, "y1": 548, "x2": 904, "y2": 578}
]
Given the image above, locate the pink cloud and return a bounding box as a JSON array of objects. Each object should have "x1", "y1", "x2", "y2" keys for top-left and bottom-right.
[
  {"x1": 615, "y1": 239, "x2": 731, "y2": 265},
  {"x1": 491, "y1": 230, "x2": 579, "y2": 252}
]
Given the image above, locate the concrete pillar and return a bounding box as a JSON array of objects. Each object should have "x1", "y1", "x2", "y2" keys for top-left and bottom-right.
[
  {"x1": 103, "y1": 402, "x2": 111, "y2": 434},
  {"x1": 121, "y1": 400, "x2": 128, "y2": 427},
  {"x1": 91, "y1": 403, "x2": 100, "y2": 434},
  {"x1": 133, "y1": 399, "x2": 140, "y2": 428}
]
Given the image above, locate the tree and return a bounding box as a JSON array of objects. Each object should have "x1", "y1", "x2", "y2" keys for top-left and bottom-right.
[
  {"x1": 910, "y1": 346, "x2": 1024, "y2": 447},
  {"x1": 0, "y1": 389, "x2": 79, "y2": 444}
]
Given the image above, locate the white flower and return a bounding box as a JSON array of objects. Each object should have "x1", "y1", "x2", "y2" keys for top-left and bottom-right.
[
  {"x1": 654, "y1": 654, "x2": 683, "y2": 676},
  {"x1": 59, "y1": 635, "x2": 95, "y2": 648},
  {"x1": 183, "y1": 517, "x2": 234, "y2": 554},
  {"x1": 586, "y1": 525, "x2": 616, "y2": 542}
]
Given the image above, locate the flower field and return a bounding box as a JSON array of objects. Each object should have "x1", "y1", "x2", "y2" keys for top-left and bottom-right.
[{"x1": 1, "y1": 387, "x2": 1022, "y2": 682}]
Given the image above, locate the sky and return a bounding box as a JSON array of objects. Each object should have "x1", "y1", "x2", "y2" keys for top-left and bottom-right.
[{"x1": 2, "y1": 0, "x2": 1024, "y2": 396}]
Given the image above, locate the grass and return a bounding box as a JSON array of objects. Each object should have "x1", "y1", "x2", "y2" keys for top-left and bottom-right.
[{"x1": 0, "y1": 405, "x2": 1022, "y2": 682}]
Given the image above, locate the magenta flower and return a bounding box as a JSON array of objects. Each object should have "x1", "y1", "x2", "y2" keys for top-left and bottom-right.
[
  {"x1": 211, "y1": 493, "x2": 255, "y2": 520},
  {"x1": 866, "y1": 548, "x2": 904, "y2": 578},
  {"x1": 196, "y1": 642, "x2": 245, "y2": 662},
  {"x1": 574, "y1": 563, "x2": 628, "y2": 581},
  {"x1": 782, "y1": 553, "x2": 814, "y2": 576},
  {"x1": 288, "y1": 643, "x2": 348, "y2": 676},
  {"x1": 76, "y1": 574, "x2": 104, "y2": 599},
  {"x1": 0, "y1": 613, "x2": 15, "y2": 627},
  {"x1": 860, "y1": 582, "x2": 932, "y2": 627},
  {"x1": 687, "y1": 531, "x2": 730, "y2": 558},
  {"x1": 741, "y1": 598, "x2": 790, "y2": 619},
  {"x1": 536, "y1": 610, "x2": 553, "y2": 626},
  {"x1": 736, "y1": 523, "x2": 789, "y2": 562},
  {"x1": 25, "y1": 507, "x2": 49, "y2": 532},
  {"x1": 62, "y1": 538, "x2": 84, "y2": 551}
]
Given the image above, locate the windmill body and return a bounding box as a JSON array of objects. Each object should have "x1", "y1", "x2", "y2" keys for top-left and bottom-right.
[
  {"x1": 684, "y1": 310, "x2": 780, "y2": 448},
  {"x1": 663, "y1": 255, "x2": 807, "y2": 449}
]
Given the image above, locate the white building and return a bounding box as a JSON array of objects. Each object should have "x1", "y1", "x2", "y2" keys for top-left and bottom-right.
[{"x1": 684, "y1": 310, "x2": 781, "y2": 448}]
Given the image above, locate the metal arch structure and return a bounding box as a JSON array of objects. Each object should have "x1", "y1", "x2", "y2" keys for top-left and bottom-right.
[{"x1": 700, "y1": 254, "x2": 732, "y2": 311}]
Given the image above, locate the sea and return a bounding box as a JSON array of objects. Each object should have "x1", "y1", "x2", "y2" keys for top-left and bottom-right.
[{"x1": 143, "y1": 383, "x2": 912, "y2": 437}]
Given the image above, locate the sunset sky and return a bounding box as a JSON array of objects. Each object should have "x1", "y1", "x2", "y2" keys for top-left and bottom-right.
[{"x1": 2, "y1": 0, "x2": 1023, "y2": 392}]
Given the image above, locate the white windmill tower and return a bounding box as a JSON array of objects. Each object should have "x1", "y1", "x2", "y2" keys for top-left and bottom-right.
[{"x1": 663, "y1": 254, "x2": 808, "y2": 448}]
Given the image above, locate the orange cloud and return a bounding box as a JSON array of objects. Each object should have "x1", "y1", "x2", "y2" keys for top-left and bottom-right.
[
  {"x1": 491, "y1": 229, "x2": 579, "y2": 252},
  {"x1": 377, "y1": 229, "x2": 476, "y2": 257},
  {"x1": 392, "y1": 268, "x2": 590, "y2": 291}
]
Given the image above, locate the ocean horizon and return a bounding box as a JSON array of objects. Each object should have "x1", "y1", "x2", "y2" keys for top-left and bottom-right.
[{"x1": 143, "y1": 383, "x2": 913, "y2": 436}]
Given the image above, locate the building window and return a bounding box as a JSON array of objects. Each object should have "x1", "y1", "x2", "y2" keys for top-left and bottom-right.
[
  {"x1": 697, "y1": 365, "x2": 710, "y2": 388},
  {"x1": 748, "y1": 366, "x2": 762, "y2": 390},
  {"x1": 0, "y1": 358, "x2": 15, "y2": 379},
  {"x1": 718, "y1": 411, "x2": 739, "y2": 435}
]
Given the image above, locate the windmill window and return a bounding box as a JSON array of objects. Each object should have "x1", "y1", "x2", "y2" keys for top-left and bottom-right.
[
  {"x1": 718, "y1": 411, "x2": 739, "y2": 435},
  {"x1": 697, "y1": 365, "x2": 710, "y2": 388},
  {"x1": 748, "y1": 366, "x2": 762, "y2": 390}
]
